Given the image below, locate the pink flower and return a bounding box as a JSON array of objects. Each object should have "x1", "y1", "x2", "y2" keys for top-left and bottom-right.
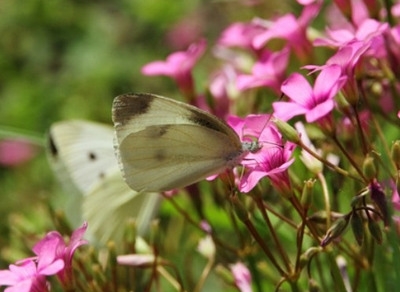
[
  {"x1": 0, "y1": 223, "x2": 88, "y2": 292},
  {"x1": 227, "y1": 115, "x2": 295, "y2": 193},
  {"x1": 217, "y1": 20, "x2": 266, "y2": 53},
  {"x1": 0, "y1": 139, "x2": 38, "y2": 167},
  {"x1": 304, "y1": 41, "x2": 369, "y2": 103},
  {"x1": 0, "y1": 259, "x2": 53, "y2": 292},
  {"x1": 141, "y1": 39, "x2": 206, "y2": 98},
  {"x1": 165, "y1": 15, "x2": 204, "y2": 50},
  {"x1": 230, "y1": 262, "x2": 252, "y2": 292},
  {"x1": 253, "y1": 1, "x2": 321, "y2": 62},
  {"x1": 314, "y1": 18, "x2": 388, "y2": 58},
  {"x1": 32, "y1": 222, "x2": 88, "y2": 285},
  {"x1": 236, "y1": 48, "x2": 289, "y2": 94},
  {"x1": 273, "y1": 65, "x2": 346, "y2": 123}
]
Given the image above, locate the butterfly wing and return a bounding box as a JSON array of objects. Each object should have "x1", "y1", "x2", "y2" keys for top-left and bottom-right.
[
  {"x1": 112, "y1": 93, "x2": 244, "y2": 192},
  {"x1": 47, "y1": 120, "x2": 161, "y2": 244},
  {"x1": 48, "y1": 120, "x2": 116, "y2": 194},
  {"x1": 83, "y1": 167, "x2": 160, "y2": 243}
]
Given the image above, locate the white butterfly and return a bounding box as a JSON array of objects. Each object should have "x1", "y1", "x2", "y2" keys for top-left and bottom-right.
[
  {"x1": 47, "y1": 120, "x2": 160, "y2": 245},
  {"x1": 112, "y1": 93, "x2": 260, "y2": 192}
]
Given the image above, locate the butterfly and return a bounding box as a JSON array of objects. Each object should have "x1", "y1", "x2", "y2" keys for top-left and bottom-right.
[
  {"x1": 112, "y1": 93, "x2": 260, "y2": 192},
  {"x1": 47, "y1": 120, "x2": 160, "y2": 245}
]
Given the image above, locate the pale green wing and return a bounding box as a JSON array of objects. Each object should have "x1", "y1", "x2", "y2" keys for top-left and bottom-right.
[
  {"x1": 112, "y1": 93, "x2": 243, "y2": 192},
  {"x1": 48, "y1": 120, "x2": 116, "y2": 194},
  {"x1": 112, "y1": 93, "x2": 241, "y2": 144},
  {"x1": 118, "y1": 124, "x2": 243, "y2": 192},
  {"x1": 83, "y1": 167, "x2": 161, "y2": 245},
  {"x1": 47, "y1": 120, "x2": 161, "y2": 245}
]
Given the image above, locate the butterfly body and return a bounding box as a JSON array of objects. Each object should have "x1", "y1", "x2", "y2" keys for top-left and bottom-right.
[{"x1": 112, "y1": 93, "x2": 249, "y2": 192}]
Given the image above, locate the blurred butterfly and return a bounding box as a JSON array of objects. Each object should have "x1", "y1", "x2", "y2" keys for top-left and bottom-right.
[
  {"x1": 112, "y1": 93, "x2": 260, "y2": 192},
  {"x1": 47, "y1": 120, "x2": 160, "y2": 245}
]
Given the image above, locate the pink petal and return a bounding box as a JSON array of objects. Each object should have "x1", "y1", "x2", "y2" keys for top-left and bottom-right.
[
  {"x1": 4, "y1": 280, "x2": 33, "y2": 292},
  {"x1": 39, "y1": 259, "x2": 64, "y2": 276},
  {"x1": 272, "y1": 101, "x2": 308, "y2": 121},
  {"x1": 239, "y1": 169, "x2": 268, "y2": 193},
  {"x1": 141, "y1": 61, "x2": 173, "y2": 76},
  {"x1": 305, "y1": 99, "x2": 335, "y2": 122},
  {"x1": 281, "y1": 73, "x2": 313, "y2": 107},
  {"x1": 313, "y1": 65, "x2": 342, "y2": 101}
]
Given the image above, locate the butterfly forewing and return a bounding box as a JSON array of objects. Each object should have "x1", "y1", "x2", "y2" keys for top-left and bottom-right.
[
  {"x1": 48, "y1": 120, "x2": 116, "y2": 194},
  {"x1": 112, "y1": 93, "x2": 244, "y2": 192}
]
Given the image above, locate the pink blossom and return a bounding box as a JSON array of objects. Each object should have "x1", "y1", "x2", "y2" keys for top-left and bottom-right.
[
  {"x1": 230, "y1": 262, "x2": 252, "y2": 292},
  {"x1": 165, "y1": 15, "x2": 204, "y2": 50},
  {"x1": 253, "y1": 1, "x2": 321, "y2": 62},
  {"x1": 141, "y1": 39, "x2": 206, "y2": 98},
  {"x1": 0, "y1": 223, "x2": 87, "y2": 291},
  {"x1": 217, "y1": 20, "x2": 266, "y2": 53},
  {"x1": 304, "y1": 41, "x2": 369, "y2": 103},
  {"x1": 236, "y1": 48, "x2": 289, "y2": 94},
  {"x1": 0, "y1": 139, "x2": 38, "y2": 167},
  {"x1": 228, "y1": 115, "x2": 295, "y2": 193},
  {"x1": 32, "y1": 222, "x2": 88, "y2": 285},
  {"x1": 273, "y1": 65, "x2": 346, "y2": 123},
  {"x1": 314, "y1": 18, "x2": 388, "y2": 58},
  {"x1": 0, "y1": 259, "x2": 52, "y2": 292}
]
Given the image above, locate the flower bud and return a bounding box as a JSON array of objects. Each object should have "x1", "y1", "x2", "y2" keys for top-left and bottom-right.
[
  {"x1": 363, "y1": 155, "x2": 377, "y2": 181},
  {"x1": 215, "y1": 264, "x2": 234, "y2": 283},
  {"x1": 350, "y1": 189, "x2": 369, "y2": 207},
  {"x1": 308, "y1": 211, "x2": 343, "y2": 224},
  {"x1": 308, "y1": 278, "x2": 320, "y2": 292},
  {"x1": 370, "y1": 181, "x2": 389, "y2": 226},
  {"x1": 320, "y1": 216, "x2": 350, "y2": 247},
  {"x1": 391, "y1": 140, "x2": 400, "y2": 170},
  {"x1": 368, "y1": 219, "x2": 382, "y2": 244},
  {"x1": 197, "y1": 235, "x2": 216, "y2": 259},
  {"x1": 301, "y1": 179, "x2": 315, "y2": 209},
  {"x1": 299, "y1": 247, "x2": 321, "y2": 269},
  {"x1": 274, "y1": 118, "x2": 300, "y2": 143},
  {"x1": 350, "y1": 211, "x2": 364, "y2": 246}
]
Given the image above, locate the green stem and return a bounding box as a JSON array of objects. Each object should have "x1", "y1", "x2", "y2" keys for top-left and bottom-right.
[
  {"x1": 242, "y1": 217, "x2": 286, "y2": 276},
  {"x1": 331, "y1": 134, "x2": 368, "y2": 182},
  {"x1": 298, "y1": 139, "x2": 363, "y2": 183},
  {"x1": 253, "y1": 196, "x2": 292, "y2": 273},
  {"x1": 317, "y1": 172, "x2": 331, "y2": 228}
]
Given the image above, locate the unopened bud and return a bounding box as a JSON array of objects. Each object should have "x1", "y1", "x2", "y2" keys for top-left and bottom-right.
[
  {"x1": 350, "y1": 211, "x2": 364, "y2": 246},
  {"x1": 363, "y1": 155, "x2": 377, "y2": 181},
  {"x1": 368, "y1": 219, "x2": 382, "y2": 244},
  {"x1": 350, "y1": 189, "x2": 369, "y2": 207},
  {"x1": 308, "y1": 278, "x2": 320, "y2": 292},
  {"x1": 215, "y1": 264, "x2": 234, "y2": 283},
  {"x1": 320, "y1": 216, "x2": 350, "y2": 247},
  {"x1": 391, "y1": 140, "x2": 400, "y2": 169},
  {"x1": 370, "y1": 181, "x2": 389, "y2": 226},
  {"x1": 274, "y1": 118, "x2": 300, "y2": 143},
  {"x1": 299, "y1": 247, "x2": 321, "y2": 269},
  {"x1": 301, "y1": 179, "x2": 315, "y2": 209}
]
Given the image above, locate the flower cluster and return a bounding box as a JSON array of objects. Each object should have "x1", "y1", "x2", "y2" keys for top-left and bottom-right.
[
  {"x1": 138, "y1": 0, "x2": 400, "y2": 290},
  {"x1": 0, "y1": 223, "x2": 87, "y2": 292}
]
